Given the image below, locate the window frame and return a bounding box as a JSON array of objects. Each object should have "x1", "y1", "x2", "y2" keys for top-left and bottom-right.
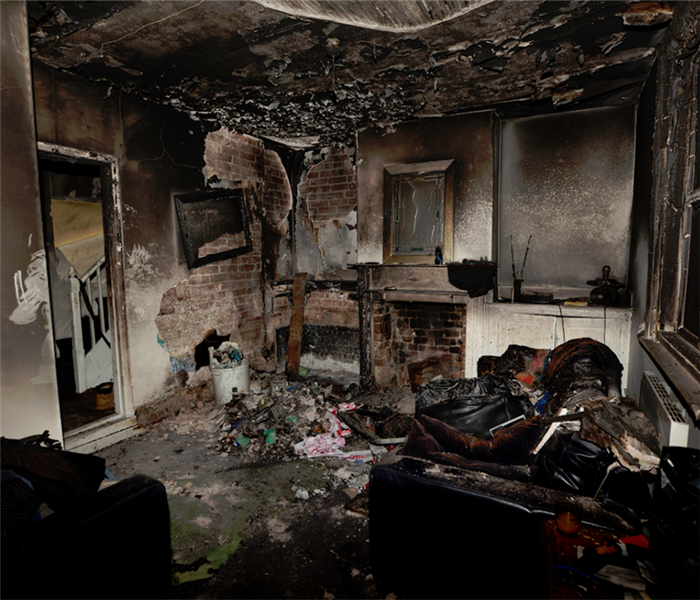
[
  {"x1": 678, "y1": 62, "x2": 700, "y2": 347},
  {"x1": 642, "y1": 50, "x2": 700, "y2": 425},
  {"x1": 382, "y1": 159, "x2": 454, "y2": 264}
]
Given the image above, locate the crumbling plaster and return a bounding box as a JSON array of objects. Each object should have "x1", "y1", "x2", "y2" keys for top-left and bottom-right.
[
  {"x1": 153, "y1": 127, "x2": 298, "y2": 373},
  {"x1": 296, "y1": 147, "x2": 358, "y2": 279}
]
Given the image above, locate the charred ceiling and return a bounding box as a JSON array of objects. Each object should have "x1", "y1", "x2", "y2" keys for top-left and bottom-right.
[{"x1": 27, "y1": 1, "x2": 675, "y2": 146}]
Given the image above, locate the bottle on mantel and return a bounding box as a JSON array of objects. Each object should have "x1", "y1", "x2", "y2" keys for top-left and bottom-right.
[{"x1": 435, "y1": 246, "x2": 442, "y2": 265}]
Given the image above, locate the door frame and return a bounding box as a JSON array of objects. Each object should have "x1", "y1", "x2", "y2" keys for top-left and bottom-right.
[{"x1": 37, "y1": 142, "x2": 136, "y2": 450}]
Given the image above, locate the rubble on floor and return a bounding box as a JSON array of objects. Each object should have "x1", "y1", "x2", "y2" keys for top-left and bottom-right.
[
  {"x1": 98, "y1": 374, "x2": 410, "y2": 599},
  {"x1": 210, "y1": 372, "x2": 414, "y2": 464}
]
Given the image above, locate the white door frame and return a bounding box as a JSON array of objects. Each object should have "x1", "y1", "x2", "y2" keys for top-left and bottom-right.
[{"x1": 37, "y1": 142, "x2": 136, "y2": 451}]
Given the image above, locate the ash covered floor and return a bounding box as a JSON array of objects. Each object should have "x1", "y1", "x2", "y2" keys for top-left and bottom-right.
[{"x1": 97, "y1": 373, "x2": 413, "y2": 599}]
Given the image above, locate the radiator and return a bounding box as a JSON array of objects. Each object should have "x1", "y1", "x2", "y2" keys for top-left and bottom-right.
[{"x1": 639, "y1": 371, "x2": 689, "y2": 448}]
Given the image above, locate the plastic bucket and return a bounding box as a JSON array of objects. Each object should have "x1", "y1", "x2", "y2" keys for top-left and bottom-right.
[{"x1": 211, "y1": 358, "x2": 249, "y2": 404}]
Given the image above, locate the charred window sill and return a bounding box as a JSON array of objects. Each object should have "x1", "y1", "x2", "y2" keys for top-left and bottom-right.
[{"x1": 640, "y1": 332, "x2": 700, "y2": 425}]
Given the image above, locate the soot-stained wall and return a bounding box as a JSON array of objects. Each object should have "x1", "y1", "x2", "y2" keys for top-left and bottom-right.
[
  {"x1": 32, "y1": 61, "x2": 208, "y2": 408},
  {"x1": 296, "y1": 148, "x2": 358, "y2": 280},
  {"x1": 1, "y1": 2, "x2": 62, "y2": 441},
  {"x1": 626, "y1": 63, "x2": 656, "y2": 402},
  {"x1": 357, "y1": 112, "x2": 494, "y2": 265},
  {"x1": 498, "y1": 106, "x2": 636, "y2": 292}
]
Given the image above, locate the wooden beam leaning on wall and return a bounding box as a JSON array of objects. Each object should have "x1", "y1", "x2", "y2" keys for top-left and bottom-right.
[{"x1": 286, "y1": 272, "x2": 307, "y2": 377}]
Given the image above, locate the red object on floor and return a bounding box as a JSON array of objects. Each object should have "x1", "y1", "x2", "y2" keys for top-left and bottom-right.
[{"x1": 620, "y1": 534, "x2": 649, "y2": 549}]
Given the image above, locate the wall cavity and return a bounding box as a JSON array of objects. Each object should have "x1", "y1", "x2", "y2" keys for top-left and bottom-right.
[{"x1": 296, "y1": 148, "x2": 358, "y2": 279}]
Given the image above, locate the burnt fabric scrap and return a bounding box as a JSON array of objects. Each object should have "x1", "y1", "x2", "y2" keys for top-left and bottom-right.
[
  {"x1": 400, "y1": 413, "x2": 541, "y2": 480},
  {"x1": 541, "y1": 337, "x2": 624, "y2": 419},
  {"x1": 580, "y1": 397, "x2": 661, "y2": 471},
  {"x1": 446, "y1": 261, "x2": 497, "y2": 298},
  {"x1": 478, "y1": 344, "x2": 550, "y2": 387}
]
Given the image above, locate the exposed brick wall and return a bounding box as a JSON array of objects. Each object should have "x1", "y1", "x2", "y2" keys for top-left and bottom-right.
[
  {"x1": 372, "y1": 301, "x2": 466, "y2": 389},
  {"x1": 158, "y1": 128, "x2": 293, "y2": 371},
  {"x1": 304, "y1": 290, "x2": 358, "y2": 328},
  {"x1": 264, "y1": 149, "x2": 293, "y2": 226},
  {"x1": 204, "y1": 130, "x2": 263, "y2": 183},
  {"x1": 299, "y1": 148, "x2": 357, "y2": 220},
  {"x1": 267, "y1": 147, "x2": 359, "y2": 369},
  {"x1": 373, "y1": 299, "x2": 394, "y2": 388},
  {"x1": 157, "y1": 226, "x2": 263, "y2": 364},
  {"x1": 175, "y1": 131, "x2": 363, "y2": 373}
]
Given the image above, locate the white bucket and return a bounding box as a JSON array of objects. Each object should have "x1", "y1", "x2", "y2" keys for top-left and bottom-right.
[{"x1": 211, "y1": 358, "x2": 250, "y2": 404}]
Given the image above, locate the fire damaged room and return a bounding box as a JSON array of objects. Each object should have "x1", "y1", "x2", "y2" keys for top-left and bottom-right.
[{"x1": 2, "y1": 1, "x2": 699, "y2": 598}]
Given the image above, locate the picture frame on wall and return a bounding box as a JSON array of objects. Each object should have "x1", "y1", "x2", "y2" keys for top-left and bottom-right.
[{"x1": 174, "y1": 188, "x2": 253, "y2": 269}]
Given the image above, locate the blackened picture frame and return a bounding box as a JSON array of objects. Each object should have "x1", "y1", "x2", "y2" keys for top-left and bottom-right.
[{"x1": 174, "y1": 188, "x2": 252, "y2": 269}]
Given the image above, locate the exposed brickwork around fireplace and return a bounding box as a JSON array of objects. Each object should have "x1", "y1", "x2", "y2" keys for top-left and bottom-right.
[
  {"x1": 305, "y1": 290, "x2": 358, "y2": 328},
  {"x1": 371, "y1": 300, "x2": 466, "y2": 389},
  {"x1": 159, "y1": 128, "x2": 363, "y2": 374}
]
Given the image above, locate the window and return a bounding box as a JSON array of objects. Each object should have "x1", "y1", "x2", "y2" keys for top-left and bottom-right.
[
  {"x1": 383, "y1": 160, "x2": 454, "y2": 264},
  {"x1": 642, "y1": 51, "x2": 700, "y2": 424}
]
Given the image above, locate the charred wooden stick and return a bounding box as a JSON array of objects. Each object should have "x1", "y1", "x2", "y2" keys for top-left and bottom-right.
[{"x1": 520, "y1": 234, "x2": 532, "y2": 279}]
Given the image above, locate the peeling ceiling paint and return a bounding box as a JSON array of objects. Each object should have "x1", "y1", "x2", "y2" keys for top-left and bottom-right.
[
  {"x1": 27, "y1": 1, "x2": 675, "y2": 146},
  {"x1": 252, "y1": 0, "x2": 498, "y2": 32}
]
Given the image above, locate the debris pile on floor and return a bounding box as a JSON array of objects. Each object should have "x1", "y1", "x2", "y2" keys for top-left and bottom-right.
[{"x1": 211, "y1": 374, "x2": 413, "y2": 463}]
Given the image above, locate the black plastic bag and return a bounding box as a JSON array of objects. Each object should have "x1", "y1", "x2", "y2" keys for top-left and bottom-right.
[
  {"x1": 533, "y1": 430, "x2": 615, "y2": 497},
  {"x1": 417, "y1": 374, "x2": 534, "y2": 439}
]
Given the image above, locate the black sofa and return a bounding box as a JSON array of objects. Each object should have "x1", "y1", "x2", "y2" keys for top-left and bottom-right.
[
  {"x1": 369, "y1": 455, "x2": 637, "y2": 599},
  {"x1": 369, "y1": 339, "x2": 698, "y2": 599},
  {"x1": 1, "y1": 437, "x2": 171, "y2": 600}
]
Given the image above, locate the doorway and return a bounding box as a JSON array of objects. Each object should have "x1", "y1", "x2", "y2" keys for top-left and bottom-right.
[{"x1": 37, "y1": 145, "x2": 130, "y2": 436}]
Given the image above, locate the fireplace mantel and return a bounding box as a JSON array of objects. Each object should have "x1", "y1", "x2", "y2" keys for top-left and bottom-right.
[
  {"x1": 351, "y1": 263, "x2": 489, "y2": 303},
  {"x1": 351, "y1": 263, "x2": 484, "y2": 391}
]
